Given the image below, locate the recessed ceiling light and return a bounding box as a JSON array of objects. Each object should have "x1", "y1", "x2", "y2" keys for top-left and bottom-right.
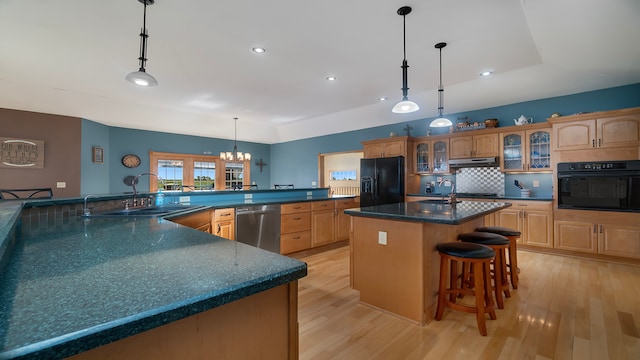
[
  {"x1": 252, "y1": 47, "x2": 266, "y2": 54},
  {"x1": 326, "y1": 76, "x2": 337, "y2": 81},
  {"x1": 480, "y1": 71, "x2": 493, "y2": 77},
  {"x1": 379, "y1": 97, "x2": 388, "y2": 101}
]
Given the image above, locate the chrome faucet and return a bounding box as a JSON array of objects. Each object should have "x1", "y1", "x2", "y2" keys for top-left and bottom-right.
[
  {"x1": 447, "y1": 181, "x2": 456, "y2": 203},
  {"x1": 131, "y1": 172, "x2": 175, "y2": 205},
  {"x1": 83, "y1": 194, "x2": 98, "y2": 216}
]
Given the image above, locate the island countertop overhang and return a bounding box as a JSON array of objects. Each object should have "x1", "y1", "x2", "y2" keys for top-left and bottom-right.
[{"x1": 344, "y1": 200, "x2": 512, "y2": 225}]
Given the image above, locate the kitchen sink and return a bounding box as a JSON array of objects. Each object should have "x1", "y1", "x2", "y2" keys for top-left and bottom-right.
[
  {"x1": 85, "y1": 205, "x2": 206, "y2": 218},
  {"x1": 420, "y1": 199, "x2": 461, "y2": 204}
]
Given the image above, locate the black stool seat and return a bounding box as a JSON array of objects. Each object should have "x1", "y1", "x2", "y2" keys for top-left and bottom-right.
[
  {"x1": 476, "y1": 226, "x2": 521, "y2": 237},
  {"x1": 458, "y1": 232, "x2": 509, "y2": 246},
  {"x1": 436, "y1": 242, "x2": 494, "y2": 259}
]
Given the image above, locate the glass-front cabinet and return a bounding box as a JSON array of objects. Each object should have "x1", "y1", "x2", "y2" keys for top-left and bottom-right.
[
  {"x1": 414, "y1": 139, "x2": 449, "y2": 174},
  {"x1": 500, "y1": 128, "x2": 551, "y2": 172}
]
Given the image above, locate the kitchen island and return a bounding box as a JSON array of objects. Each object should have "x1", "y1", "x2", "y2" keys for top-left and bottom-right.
[
  {"x1": 344, "y1": 200, "x2": 511, "y2": 325},
  {"x1": 0, "y1": 203, "x2": 307, "y2": 359}
]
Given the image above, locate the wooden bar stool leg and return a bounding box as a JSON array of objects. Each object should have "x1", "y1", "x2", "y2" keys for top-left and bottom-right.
[
  {"x1": 482, "y1": 262, "x2": 497, "y2": 321},
  {"x1": 507, "y1": 235, "x2": 519, "y2": 289},
  {"x1": 435, "y1": 255, "x2": 449, "y2": 321},
  {"x1": 473, "y1": 260, "x2": 488, "y2": 335}
]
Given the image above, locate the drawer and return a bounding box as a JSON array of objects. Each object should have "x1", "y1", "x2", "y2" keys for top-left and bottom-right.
[
  {"x1": 280, "y1": 231, "x2": 311, "y2": 254},
  {"x1": 312, "y1": 200, "x2": 335, "y2": 211},
  {"x1": 170, "y1": 210, "x2": 211, "y2": 229},
  {"x1": 507, "y1": 200, "x2": 552, "y2": 211},
  {"x1": 335, "y1": 198, "x2": 357, "y2": 209},
  {"x1": 281, "y1": 202, "x2": 311, "y2": 214},
  {"x1": 281, "y1": 212, "x2": 311, "y2": 233},
  {"x1": 214, "y1": 208, "x2": 235, "y2": 221}
]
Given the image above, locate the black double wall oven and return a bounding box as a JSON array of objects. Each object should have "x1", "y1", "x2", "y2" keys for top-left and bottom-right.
[{"x1": 557, "y1": 160, "x2": 640, "y2": 212}]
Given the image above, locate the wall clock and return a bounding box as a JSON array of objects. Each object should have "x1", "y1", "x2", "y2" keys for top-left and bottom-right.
[{"x1": 121, "y1": 154, "x2": 141, "y2": 168}]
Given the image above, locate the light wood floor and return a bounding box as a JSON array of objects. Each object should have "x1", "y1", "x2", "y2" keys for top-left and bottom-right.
[{"x1": 295, "y1": 245, "x2": 640, "y2": 360}]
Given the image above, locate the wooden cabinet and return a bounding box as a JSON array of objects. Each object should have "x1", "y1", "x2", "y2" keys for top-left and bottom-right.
[
  {"x1": 280, "y1": 202, "x2": 312, "y2": 254},
  {"x1": 551, "y1": 109, "x2": 640, "y2": 151},
  {"x1": 311, "y1": 200, "x2": 335, "y2": 247},
  {"x1": 212, "y1": 208, "x2": 235, "y2": 240},
  {"x1": 280, "y1": 198, "x2": 357, "y2": 254},
  {"x1": 496, "y1": 200, "x2": 553, "y2": 248},
  {"x1": 169, "y1": 209, "x2": 212, "y2": 233},
  {"x1": 413, "y1": 138, "x2": 449, "y2": 174},
  {"x1": 500, "y1": 127, "x2": 551, "y2": 172},
  {"x1": 449, "y1": 133, "x2": 498, "y2": 159},
  {"x1": 554, "y1": 209, "x2": 640, "y2": 259},
  {"x1": 363, "y1": 138, "x2": 406, "y2": 158},
  {"x1": 335, "y1": 198, "x2": 357, "y2": 241}
]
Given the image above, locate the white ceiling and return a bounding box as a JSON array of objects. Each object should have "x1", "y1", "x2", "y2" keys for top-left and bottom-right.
[{"x1": 1, "y1": 0, "x2": 639, "y2": 144}]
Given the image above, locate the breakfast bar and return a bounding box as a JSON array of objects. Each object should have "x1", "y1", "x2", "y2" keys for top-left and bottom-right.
[
  {"x1": 0, "y1": 203, "x2": 307, "y2": 360},
  {"x1": 344, "y1": 200, "x2": 511, "y2": 325}
]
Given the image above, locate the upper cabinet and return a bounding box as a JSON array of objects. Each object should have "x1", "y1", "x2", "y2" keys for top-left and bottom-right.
[
  {"x1": 500, "y1": 128, "x2": 551, "y2": 172},
  {"x1": 413, "y1": 138, "x2": 449, "y2": 174},
  {"x1": 550, "y1": 109, "x2": 640, "y2": 151},
  {"x1": 363, "y1": 137, "x2": 407, "y2": 158},
  {"x1": 449, "y1": 133, "x2": 499, "y2": 159}
]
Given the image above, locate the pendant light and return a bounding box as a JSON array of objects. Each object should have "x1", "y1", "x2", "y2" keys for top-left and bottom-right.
[
  {"x1": 220, "y1": 118, "x2": 251, "y2": 162},
  {"x1": 125, "y1": 0, "x2": 158, "y2": 87},
  {"x1": 391, "y1": 6, "x2": 419, "y2": 114},
  {"x1": 430, "y1": 42, "x2": 453, "y2": 127}
]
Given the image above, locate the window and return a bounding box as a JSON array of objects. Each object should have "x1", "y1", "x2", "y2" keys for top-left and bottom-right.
[
  {"x1": 157, "y1": 159, "x2": 184, "y2": 190},
  {"x1": 330, "y1": 169, "x2": 357, "y2": 181},
  {"x1": 225, "y1": 162, "x2": 244, "y2": 190},
  {"x1": 149, "y1": 151, "x2": 250, "y2": 191},
  {"x1": 194, "y1": 161, "x2": 216, "y2": 190}
]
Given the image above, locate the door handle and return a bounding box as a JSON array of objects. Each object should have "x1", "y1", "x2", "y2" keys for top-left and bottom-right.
[{"x1": 592, "y1": 139, "x2": 596, "y2": 147}]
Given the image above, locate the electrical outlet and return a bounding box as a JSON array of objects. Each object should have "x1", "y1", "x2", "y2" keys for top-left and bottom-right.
[
  {"x1": 56, "y1": 182, "x2": 66, "y2": 188},
  {"x1": 430, "y1": 181, "x2": 436, "y2": 187},
  {"x1": 533, "y1": 180, "x2": 540, "y2": 187},
  {"x1": 378, "y1": 231, "x2": 387, "y2": 245},
  {"x1": 444, "y1": 180, "x2": 451, "y2": 187}
]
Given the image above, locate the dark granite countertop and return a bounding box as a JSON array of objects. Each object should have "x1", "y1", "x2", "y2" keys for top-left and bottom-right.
[
  {"x1": 344, "y1": 200, "x2": 512, "y2": 225},
  {"x1": 0, "y1": 213, "x2": 306, "y2": 359},
  {"x1": 406, "y1": 193, "x2": 553, "y2": 201}
]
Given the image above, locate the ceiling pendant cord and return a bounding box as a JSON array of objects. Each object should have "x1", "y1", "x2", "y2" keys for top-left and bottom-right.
[
  {"x1": 392, "y1": 6, "x2": 419, "y2": 114},
  {"x1": 430, "y1": 42, "x2": 453, "y2": 127},
  {"x1": 125, "y1": 0, "x2": 158, "y2": 87}
]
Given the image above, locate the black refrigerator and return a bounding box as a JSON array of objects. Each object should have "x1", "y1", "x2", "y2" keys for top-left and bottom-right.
[{"x1": 360, "y1": 156, "x2": 405, "y2": 207}]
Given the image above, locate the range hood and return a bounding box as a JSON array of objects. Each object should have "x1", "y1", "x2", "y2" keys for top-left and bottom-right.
[{"x1": 448, "y1": 157, "x2": 499, "y2": 168}]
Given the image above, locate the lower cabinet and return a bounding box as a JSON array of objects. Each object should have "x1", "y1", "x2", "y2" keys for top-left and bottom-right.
[
  {"x1": 281, "y1": 202, "x2": 312, "y2": 254},
  {"x1": 169, "y1": 209, "x2": 212, "y2": 233},
  {"x1": 554, "y1": 210, "x2": 640, "y2": 259},
  {"x1": 280, "y1": 198, "x2": 357, "y2": 255},
  {"x1": 496, "y1": 200, "x2": 553, "y2": 248},
  {"x1": 311, "y1": 200, "x2": 336, "y2": 247},
  {"x1": 212, "y1": 208, "x2": 235, "y2": 240}
]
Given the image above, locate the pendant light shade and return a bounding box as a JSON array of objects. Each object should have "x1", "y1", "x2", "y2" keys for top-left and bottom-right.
[
  {"x1": 126, "y1": 0, "x2": 158, "y2": 87},
  {"x1": 392, "y1": 6, "x2": 419, "y2": 114},
  {"x1": 430, "y1": 42, "x2": 453, "y2": 127},
  {"x1": 220, "y1": 118, "x2": 251, "y2": 162}
]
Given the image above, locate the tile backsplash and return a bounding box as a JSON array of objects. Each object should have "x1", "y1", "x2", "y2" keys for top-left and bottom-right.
[{"x1": 455, "y1": 167, "x2": 505, "y2": 195}]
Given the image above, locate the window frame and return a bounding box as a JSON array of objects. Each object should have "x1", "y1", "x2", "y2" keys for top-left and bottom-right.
[{"x1": 149, "y1": 151, "x2": 250, "y2": 192}]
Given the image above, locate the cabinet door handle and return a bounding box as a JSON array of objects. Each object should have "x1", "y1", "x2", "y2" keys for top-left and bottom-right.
[
  {"x1": 294, "y1": 217, "x2": 301, "y2": 220},
  {"x1": 217, "y1": 224, "x2": 221, "y2": 234},
  {"x1": 599, "y1": 224, "x2": 603, "y2": 233},
  {"x1": 293, "y1": 236, "x2": 301, "y2": 240},
  {"x1": 593, "y1": 224, "x2": 597, "y2": 233},
  {"x1": 523, "y1": 211, "x2": 527, "y2": 218},
  {"x1": 598, "y1": 138, "x2": 602, "y2": 147},
  {"x1": 592, "y1": 139, "x2": 596, "y2": 147}
]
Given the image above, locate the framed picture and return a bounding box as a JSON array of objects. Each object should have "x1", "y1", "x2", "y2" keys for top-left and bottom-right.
[{"x1": 92, "y1": 146, "x2": 104, "y2": 164}]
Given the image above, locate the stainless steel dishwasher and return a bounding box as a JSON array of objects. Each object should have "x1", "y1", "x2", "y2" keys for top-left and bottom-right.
[{"x1": 235, "y1": 204, "x2": 281, "y2": 253}]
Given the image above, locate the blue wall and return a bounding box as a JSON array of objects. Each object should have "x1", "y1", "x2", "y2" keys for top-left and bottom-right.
[
  {"x1": 81, "y1": 120, "x2": 110, "y2": 194},
  {"x1": 80, "y1": 83, "x2": 640, "y2": 194},
  {"x1": 270, "y1": 83, "x2": 640, "y2": 187}
]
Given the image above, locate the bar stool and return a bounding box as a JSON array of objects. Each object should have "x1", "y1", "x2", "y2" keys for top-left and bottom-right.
[
  {"x1": 458, "y1": 232, "x2": 511, "y2": 309},
  {"x1": 435, "y1": 241, "x2": 497, "y2": 336},
  {"x1": 476, "y1": 226, "x2": 521, "y2": 289}
]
